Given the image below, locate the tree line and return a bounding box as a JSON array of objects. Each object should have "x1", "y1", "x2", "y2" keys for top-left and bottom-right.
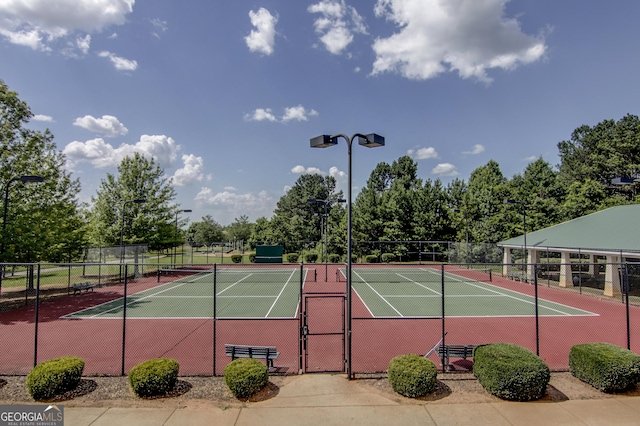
[{"x1": 0, "y1": 79, "x2": 637, "y2": 263}]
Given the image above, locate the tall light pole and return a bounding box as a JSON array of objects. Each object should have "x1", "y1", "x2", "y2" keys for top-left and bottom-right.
[
  {"x1": 0, "y1": 175, "x2": 44, "y2": 293},
  {"x1": 310, "y1": 132, "x2": 385, "y2": 378},
  {"x1": 504, "y1": 199, "x2": 527, "y2": 271},
  {"x1": 308, "y1": 198, "x2": 346, "y2": 281},
  {"x1": 120, "y1": 199, "x2": 146, "y2": 279},
  {"x1": 174, "y1": 209, "x2": 192, "y2": 268}
]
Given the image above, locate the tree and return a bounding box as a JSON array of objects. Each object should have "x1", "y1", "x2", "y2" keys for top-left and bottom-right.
[
  {"x1": 88, "y1": 153, "x2": 177, "y2": 252},
  {"x1": 464, "y1": 160, "x2": 510, "y2": 243},
  {"x1": 558, "y1": 114, "x2": 640, "y2": 187},
  {"x1": 225, "y1": 215, "x2": 253, "y2": 245},
  {"x1": 187, "y1": 215, "x2": 225, "y2": 247},
  {"x1": 0, "y1": 80, "x2": 85, "y2": 262},
  {"x1": 268, "y1": 174, "x2": 343, "y2": 252}
]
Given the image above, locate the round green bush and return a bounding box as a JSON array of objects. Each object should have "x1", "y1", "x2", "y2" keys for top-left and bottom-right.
[
  {"x1": 365, "y1": 254, "x2": 378, "y2": 263},
  {"x1": 474, "y1": 343, "x2": 550, "y2": 401},
  {"x1": 231, "y1": 254, "x2": 242, "y2": 263},
  {"x1": 381, "y1": 253, "x2": 395, "y2": 263},
  {"x1": 286, "y1": 253, "x2": 299, "y2": 263},
  {"x1": 305, "y1": 253, "x2": 318, "y2": 263},
  {"x1": 388, "y1": 354, "x2": 437, "y2": 398},
  {"x1": 570, "y1": 342, "x2": 640, "y2": 392},
  {"x1": 249, "y1": 254, "x2": 256, "y2": 263},
  {"x1": 26, "y1": 356, "x2": 85, "y2": 400},
  {"x1": 224, "y1": 358, "x2": 269, "y2": 398},
  {"x1": 129, "y1": 358, "x2": 179, "y2": 397},
  {"x1": 328, "y1": 254, "x2": 341, "y2": 263}
]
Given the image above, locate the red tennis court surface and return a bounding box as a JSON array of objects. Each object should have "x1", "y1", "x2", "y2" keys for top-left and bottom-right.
[{"x1": 0, "y1": 264, "x2": 638, "y2": 376}]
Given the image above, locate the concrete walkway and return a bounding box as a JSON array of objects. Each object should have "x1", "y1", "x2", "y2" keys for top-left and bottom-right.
[{"x1": 62, "y1": 374, "x2": 640, "y2": 426}]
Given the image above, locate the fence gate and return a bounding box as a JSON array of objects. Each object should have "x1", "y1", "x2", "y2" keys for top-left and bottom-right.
[{"x1": 302, "y1": 294, "x2": 345, "y2": 373}]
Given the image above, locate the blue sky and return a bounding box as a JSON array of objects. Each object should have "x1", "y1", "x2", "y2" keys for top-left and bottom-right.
[{"x1": 1, "y1": 0, "x2": 639, "y2": 225}]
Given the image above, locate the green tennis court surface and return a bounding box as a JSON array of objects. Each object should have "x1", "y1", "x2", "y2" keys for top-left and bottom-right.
[
  {"x1": 344, "y1": 267, "x2": 598, "y2": 318},
  {"x1": 63, "y1": 268, "x2": 309, "y2": 319}
]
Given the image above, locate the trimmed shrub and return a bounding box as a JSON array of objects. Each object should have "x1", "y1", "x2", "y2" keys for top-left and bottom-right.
[
  {"x1": 26, "y1": 356, "x2": 85, "y2": 400},
  {"x1": 474, "y1": 343, "x2": 550, "y2": 401},
  {"x1": 231, "y1": 254, "x2": 243, "y2": 263},
  {"x1": 305, "y1": 253, "x2": 318, "y2": 263},
  {"x1": 249, "y1": 254, "x2": 256, "y2": 263},
  {"x1": 365, "y1": 254, "x2": 378, "y2": 263},
  {"x1": 328, "y1": 254, "x2": 341, "y2": 263},
  {"x1": 381, "y1": 253, "x2": 395, "y2": 263},
  {"x1": 129, "y1": 358, "x2": 179, "y2": 397},
  {"x1": 569, "y1": 342, "x2": 640, "y2": 393},
  {"x1": 224, "y1": 358, "x2": 269, "y2": 398},
  {"x1": 286, "y1": 253, "x2": 299, "y2": 263},
  {"x1": 388, "y1": 354, "x2": 438, "y2": 398},
  {"x1": 351, "y1": 254, "x2": 357, "y2": 263}
]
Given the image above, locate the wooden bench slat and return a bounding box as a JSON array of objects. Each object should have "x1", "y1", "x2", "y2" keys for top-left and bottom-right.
[
  {"x1": 72, "y1": 282, "x2": 96, "y2": 295},
  {"x1": 435, "y1": 344, "x2": 477, "y2": 371},
  {"x1": 225, "y1": 344, "x2": 279, "y2": 368}
]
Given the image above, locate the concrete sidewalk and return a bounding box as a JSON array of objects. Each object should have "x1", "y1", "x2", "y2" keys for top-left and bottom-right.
[{"x1": 64, "y1": 374, "x2": 640, "y2": 426}]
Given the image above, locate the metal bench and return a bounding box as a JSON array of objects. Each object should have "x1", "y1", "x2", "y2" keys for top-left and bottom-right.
[
  {"x1": 225, "y1": 344, "x2": 279, "y2": 368},
  {"x1": 72, "y1": 282, "x2": 96, "y2": 295},
  {"x1": 436, "y1": 344, "x2": 476, "y2": 371},
  {"x1": 426, "y1": 336, "x2": 476, "y2": 372}
]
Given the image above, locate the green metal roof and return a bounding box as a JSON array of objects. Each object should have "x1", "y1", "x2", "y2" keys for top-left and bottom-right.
[{"x1": 498, "y1": 204, "x2": 640, "y2": 254}]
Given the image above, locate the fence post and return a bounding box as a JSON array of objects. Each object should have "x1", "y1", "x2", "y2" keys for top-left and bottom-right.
[
  {"x1": 121, "y1": 264, "x2": 128, "y2": 376},
  {"x1": 213, "y1": 263, "x2": 217, "y2": 376},
  {"x1": 534, "y1": 264, "x2": 539, "y2": 356},
  {"x1": 624, "y1": 263, "x2": 631, "y2": 350},
  {"x1": 33, "y1": 264, "x2": 41, "y2": 367},
  {"x1": 440, "y1": 263, "x2": 446, "y2": 371}
]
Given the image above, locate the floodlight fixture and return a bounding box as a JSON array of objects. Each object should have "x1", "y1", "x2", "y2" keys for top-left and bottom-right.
[{"x1": 310, "y1": 135, "x2": 338, "y2": 148}]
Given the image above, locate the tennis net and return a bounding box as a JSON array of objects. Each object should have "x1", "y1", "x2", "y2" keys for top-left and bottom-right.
[
  {"x1": 159, "y1": 267, "x2": 317, "y2": 283},
  {"x1": 336, "y1": 267, "x2": 492, "y2": 284}
]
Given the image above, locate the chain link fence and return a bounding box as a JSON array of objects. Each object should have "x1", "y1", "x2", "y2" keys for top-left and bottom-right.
[{"x1": 0, "y1": 261, "x2": 637, "y2": 376}]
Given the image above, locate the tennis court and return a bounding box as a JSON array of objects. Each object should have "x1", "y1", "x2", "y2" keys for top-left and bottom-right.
[
  {"x1": 342, "y1": 267, "x2": 597, "y2": 318},
  {"x1": 63, "y1": 267, "x2": 313, "y2": 319}
]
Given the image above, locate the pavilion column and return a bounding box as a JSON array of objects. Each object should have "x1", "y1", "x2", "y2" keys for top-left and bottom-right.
[
  {"x1": 503, "y1": 249, "x2": 511, "y2": 277},
  {"x1": 527, "y1": 249, "x2": 539, "y2": 280},
  {"x1": 604, "y1": 255, "x2": 622, "y2": 297},
  {"x1": 588, "y1": 254, "x2": 596, "y2": 276},
  {"x1": 559, "y1": 251, "x2": 573, "y2": 287}
]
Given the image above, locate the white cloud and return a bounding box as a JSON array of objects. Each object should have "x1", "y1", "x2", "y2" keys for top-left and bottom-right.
[
  {"x1": 282, "y1": 105, "x2": 318, "y2": 122},
  {"x1": 246, "y1": 105, "x2": 318, "y2": 123},
  {"x1": 172, "y1": 154, "x2": 205, "y2": 186},
  {"x1": 0, "y1": 0, "x2": 134, "y2": 51},
  {"x1": 224, "y1": 186, "x2": 236, "y2": 191},
  {"x1": 408, "y1": 147, "x2": 438, "y2": 160},
  {"x1": 308, "y1": 0, "x2": 367, "y2": 55},
  {"x1": 98, "y1": 50, "x2": 138, "y2": 71},
  {"x1": 32, "y1": 114, "x2": 53, "y2": 122},
  {"x1": 150, "y1": 18, "x2": 167, "y2": 38},
  {"x1": 244, "y1": 108, "x2": 277, "y2": 122},
  {"x1": 431, "y1": 163, "x2": 459, "y2": 176},
  {"x1": 291, "y1": 165, "x2": 324, "y2": 175},
  {"x1": 371, "y1": 0, "x2": 547, "y2": 83},
  {"x1": 73, "y1": 114, "x2": 128, "y2": 137},
  {"x1": 329, "y1": 166, "x2": 346, "y2": 179},
  {"x1": 463, "y1": 144, "x2": 485, "y2": 155},
  {"x1": 195, "y1": 188, "x2": 275, "y2": 222},
  {"x1": 63, "y1": 134, "x2": 179, "y2": 169},
  {"x1": 245, "y1": 7, "x2": 277, "y2": 55}
]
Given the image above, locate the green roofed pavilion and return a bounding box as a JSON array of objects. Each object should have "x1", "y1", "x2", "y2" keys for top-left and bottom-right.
[{"x1": 497, "y1": 204, "x2": 640, "y2": 297}]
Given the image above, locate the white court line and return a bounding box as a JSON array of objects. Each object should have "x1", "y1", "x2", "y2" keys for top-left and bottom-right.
[
  {"x1": 355, "y1": 268, "x2": 596, "y2": 317},
  {"x1": 265, "y1": 269, "x2": 297, "y2": 318},
  {"x1": 354, "y1": 270, "x2": 404, "y2": 317}
]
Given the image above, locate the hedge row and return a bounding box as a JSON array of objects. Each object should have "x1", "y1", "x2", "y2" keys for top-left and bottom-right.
[{"x1": 570, "y1": 342, "x2": 640, "y2": 392}]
